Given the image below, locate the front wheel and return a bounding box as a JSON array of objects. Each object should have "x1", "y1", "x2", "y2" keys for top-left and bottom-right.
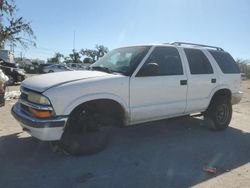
[
  {"x1": 204, "y1": 96, "x2": 232, "y2": 131},
  {"x1": 58, "y1": 105, "x2": 109, "y2": 155}
]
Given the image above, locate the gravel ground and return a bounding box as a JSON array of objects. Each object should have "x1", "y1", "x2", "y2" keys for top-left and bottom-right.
[{"x1": 0, "y1": 80, "x2": 250, "y2": 188}]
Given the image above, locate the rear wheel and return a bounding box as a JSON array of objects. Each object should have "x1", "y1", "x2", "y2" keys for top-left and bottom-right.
[
  {"x1": 58, "y1": 105, "x2": 110, "y2": 155},
  {"x1": 204, "y1": 96, "x2": 232, "y2": 131}
]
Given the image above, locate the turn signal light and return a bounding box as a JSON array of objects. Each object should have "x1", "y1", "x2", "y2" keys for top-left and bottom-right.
[{"x1": 28, "y1": 107, "x2": 53, "y2": 118}]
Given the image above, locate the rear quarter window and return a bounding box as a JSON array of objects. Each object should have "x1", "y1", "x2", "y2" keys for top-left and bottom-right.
[{"x1": 209, "y1": 50, "x2": 240, "y2": 74}]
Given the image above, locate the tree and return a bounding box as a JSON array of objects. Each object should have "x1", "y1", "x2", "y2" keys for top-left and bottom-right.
[
  {"x1": 95, "y1": 45, "x2": 109, "y2": 60},
  {"x1": 64, "y1": 50, "x2": 81, "y2": 64},
  {"x1": 236, "y1": 58, "x2": 250, "y2": 78},
  {"x1": 47, "y1": 52, "x2": 64, "y2": 64},
  {"x1": 0, "y1": 0, "x2": 36, "y2": 49},
  {"x1": 81, "y1": 44, "x2": 109, "y2": 63}
]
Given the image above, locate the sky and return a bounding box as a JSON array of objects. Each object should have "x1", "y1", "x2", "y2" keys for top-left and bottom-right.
[{"x1": 11, "y1": 0, "x2": 250, "y2": 61}]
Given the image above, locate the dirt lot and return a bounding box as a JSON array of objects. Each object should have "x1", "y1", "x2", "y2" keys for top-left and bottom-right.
[{"x1": 0, "y1": 80, "x2": 250, "y2": 188}]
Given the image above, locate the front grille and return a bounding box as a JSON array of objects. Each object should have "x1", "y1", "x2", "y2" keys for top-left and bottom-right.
[{"x1": 19, "y1": 87, "x2": 32, "y2": 113}]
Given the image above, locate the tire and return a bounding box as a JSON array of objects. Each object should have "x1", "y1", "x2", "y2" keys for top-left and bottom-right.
[
  {"x1": 58, "y1": 105, "x2": 110, "y2": 155},
  {"x1": 48, "y1": 70, "x2": 54, "y2": 73},
  {"x1": 204, "y1": 96, "x2": 232, "y2": 131}
]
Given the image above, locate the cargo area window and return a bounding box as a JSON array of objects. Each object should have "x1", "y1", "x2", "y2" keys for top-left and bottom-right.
[{"x1": 209, "y1": 50, "x2": 240, "y2": 74}]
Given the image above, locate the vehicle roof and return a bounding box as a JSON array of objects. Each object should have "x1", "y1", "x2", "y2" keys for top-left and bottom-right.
[{"x1": 118, "y1": 42, "x2": 226, "y2": 53}]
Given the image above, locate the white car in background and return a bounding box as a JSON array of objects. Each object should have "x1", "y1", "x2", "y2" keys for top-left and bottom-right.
[
  {"x1": 42, "y1": 64, "x2": 73, "y2": 73},
  {"x1": 67, "y1": 63, "x2": 86, "y2": 70}
]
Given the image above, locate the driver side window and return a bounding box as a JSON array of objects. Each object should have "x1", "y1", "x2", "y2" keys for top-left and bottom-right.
[{"x1": 137, "y1": 47, "x2": 183, "y2": 77}]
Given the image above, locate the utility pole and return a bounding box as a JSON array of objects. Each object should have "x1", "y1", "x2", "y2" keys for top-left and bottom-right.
[
  {"x1": 73, "y1": 30, "x2": 76, "y2": 51},
  {"x1": 20, "y1": 52, "x2": 23, "y2": 61},
  {"x1": 73, "y1": 30, "x2": 76, "y2": 64}
]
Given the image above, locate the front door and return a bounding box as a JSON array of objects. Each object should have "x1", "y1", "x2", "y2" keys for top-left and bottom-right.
[{"x1": 130, "y1": 46, "x2": 188, "y2": 124}]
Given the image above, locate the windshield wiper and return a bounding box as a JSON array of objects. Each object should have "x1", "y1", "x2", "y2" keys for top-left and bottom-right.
[
  {"x1": 90, "y1": 66, "x2": 113, "y2": 73},
  {"x1": 90, "y1": 66, "x2": 126, "y2": 75}
]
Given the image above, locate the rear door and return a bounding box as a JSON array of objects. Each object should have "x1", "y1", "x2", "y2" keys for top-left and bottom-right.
[
  {"x1": 130, "y1": 46, "x2": 188, "y2": 124},
  {"x1": 182, "y1": 48, "x2": 219, "y2": 113}
]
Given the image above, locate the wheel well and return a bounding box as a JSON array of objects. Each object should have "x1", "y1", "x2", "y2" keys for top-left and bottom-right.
[
  {"x1": 69, "y1": 99, "x2": 126, "y2": 125},
  {"x1": 210, "y1": 89, "x2": 232, "y2": 104}
]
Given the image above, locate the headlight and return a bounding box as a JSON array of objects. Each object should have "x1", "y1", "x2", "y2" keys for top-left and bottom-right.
[{"x1": 28, "y1": 92, "x2": 51, "y2": 105}]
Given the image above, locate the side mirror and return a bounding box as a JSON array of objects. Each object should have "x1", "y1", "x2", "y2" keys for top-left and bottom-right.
[{"x1": 137, "y1": 63, "x2": 159, "y2": 77}]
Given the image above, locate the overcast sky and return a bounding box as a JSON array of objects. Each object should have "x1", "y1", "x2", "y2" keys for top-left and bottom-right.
[{"x1": 13, "y1": 0, "x2": 250, "y2": 61}]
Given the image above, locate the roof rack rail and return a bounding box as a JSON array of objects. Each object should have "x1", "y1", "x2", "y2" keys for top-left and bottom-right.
[{"x1": 169, "y1": 42, "x2": 224, "y2": 51}]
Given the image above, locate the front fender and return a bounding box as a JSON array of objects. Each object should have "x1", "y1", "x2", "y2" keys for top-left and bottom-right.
[{"x1": 62, "y1": 93, "x2": 130, "y2": 120}]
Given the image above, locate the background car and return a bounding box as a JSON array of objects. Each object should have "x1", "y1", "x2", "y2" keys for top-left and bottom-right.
[
  {"x1": 67, "y1": 63, "x2": 86, "y2": 70},
  {"x1": 38, "y1": 63, "x2": 53, "y2": 73},
  {"x1": 0, "y1": 69, "x2": 8, "y2": 107},
  {"x1": 42, "y1": 64, "x2": 73, "y2": 73},
  {"x1": 0, "y1": 61, "x2": 26, "y2": 85}
]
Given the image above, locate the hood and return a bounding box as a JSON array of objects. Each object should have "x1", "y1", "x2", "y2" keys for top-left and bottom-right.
[{"x1": 22, "y1": 70, "x2": 110, "y2": 92}]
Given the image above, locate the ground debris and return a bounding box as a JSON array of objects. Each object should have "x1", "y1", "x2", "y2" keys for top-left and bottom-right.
[
  {"x1": 203, "y1": 166, "x2": 217, "y2": 174},
  {"x1": 4, "y1": 91, "x2": 21, "y2": 101}
]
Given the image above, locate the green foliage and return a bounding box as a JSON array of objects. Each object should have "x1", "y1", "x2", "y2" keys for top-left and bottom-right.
[
  {"x1": 236, "y1": 58, "x2": 250, "y2": 78},
  {"x1": 47, "y1": 52, "x2": 64, "y2": 64},
  {"x1": 63, "y1": 50, "x2": 81, "y2": 64},
  {"x1": 46, "y1": 45, "x2": 109, "y2": 64},
  {"x1": 0, "y1": 0, "x2": 36, "y2": 48},
  {"x1": 69, "y1": 50, "x2": 81, "y2": 63},
  {"x1": 81, "y1": 44, "x2": 109, "y2": 63}
]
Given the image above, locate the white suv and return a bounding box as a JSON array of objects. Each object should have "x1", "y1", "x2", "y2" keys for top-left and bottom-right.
[{"x1": 12, "y1": 42, "x2": 243, "y2": 155}]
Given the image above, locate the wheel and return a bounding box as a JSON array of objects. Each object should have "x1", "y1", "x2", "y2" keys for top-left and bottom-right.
[
  {"x1": 58, "y1": 105, "x2": 110, "y2": 155},
  {"x1": 204, "y1": 96, "x2": 232, "y2": 131},
  {"x1": 48, "y1": 70, "x2": 54, "y2": 73}
]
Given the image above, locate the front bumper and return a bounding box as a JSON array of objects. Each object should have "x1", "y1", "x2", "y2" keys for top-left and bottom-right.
[
  {"x1": 231, "y1": 91, "x2": 243, "y2": 105},
  {"x1": 11, "y1": 103, "x2": 68, "y2": 141}
]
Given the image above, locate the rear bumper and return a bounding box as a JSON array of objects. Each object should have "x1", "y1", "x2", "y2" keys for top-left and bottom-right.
[
  {"x1": 231, "y1": 91, "x2": 243, "y2": 105},
  {"x1": 11, "y1": 103, "x2": 68, "y2": 141}
]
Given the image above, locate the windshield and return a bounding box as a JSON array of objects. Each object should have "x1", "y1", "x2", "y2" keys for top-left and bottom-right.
[{"x1": 90, "y1": 46, "x2": 150, "y2": 76}]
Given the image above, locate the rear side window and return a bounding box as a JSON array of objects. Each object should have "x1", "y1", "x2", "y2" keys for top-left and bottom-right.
[
  {"x1": 184, "y1": 48, "x2": 213, "y2": 74},
  {"x1": 209, "y1": 50, "x2": 240, "y2": 74}
]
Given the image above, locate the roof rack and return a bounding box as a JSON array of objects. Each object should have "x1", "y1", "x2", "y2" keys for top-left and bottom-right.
[{"x1": 169, "y1": 42, "x2": 224, "y2": 51}]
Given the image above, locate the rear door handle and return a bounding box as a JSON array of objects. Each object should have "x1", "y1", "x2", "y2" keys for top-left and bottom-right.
[
  {"x1": 180, "y1": 80, "x2": 187, "y2": 85},
  {"x1": 211, "y1": 78, "x2": 216, "y2": 83}
]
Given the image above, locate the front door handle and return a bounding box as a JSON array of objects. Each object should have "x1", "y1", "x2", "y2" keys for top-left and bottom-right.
[
  {"x1": 211, "y1": 78, "x2": 216, "y2": 83},
  {"x1": 180, "y1": 80, "x2": 187, "y2": 85}
]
